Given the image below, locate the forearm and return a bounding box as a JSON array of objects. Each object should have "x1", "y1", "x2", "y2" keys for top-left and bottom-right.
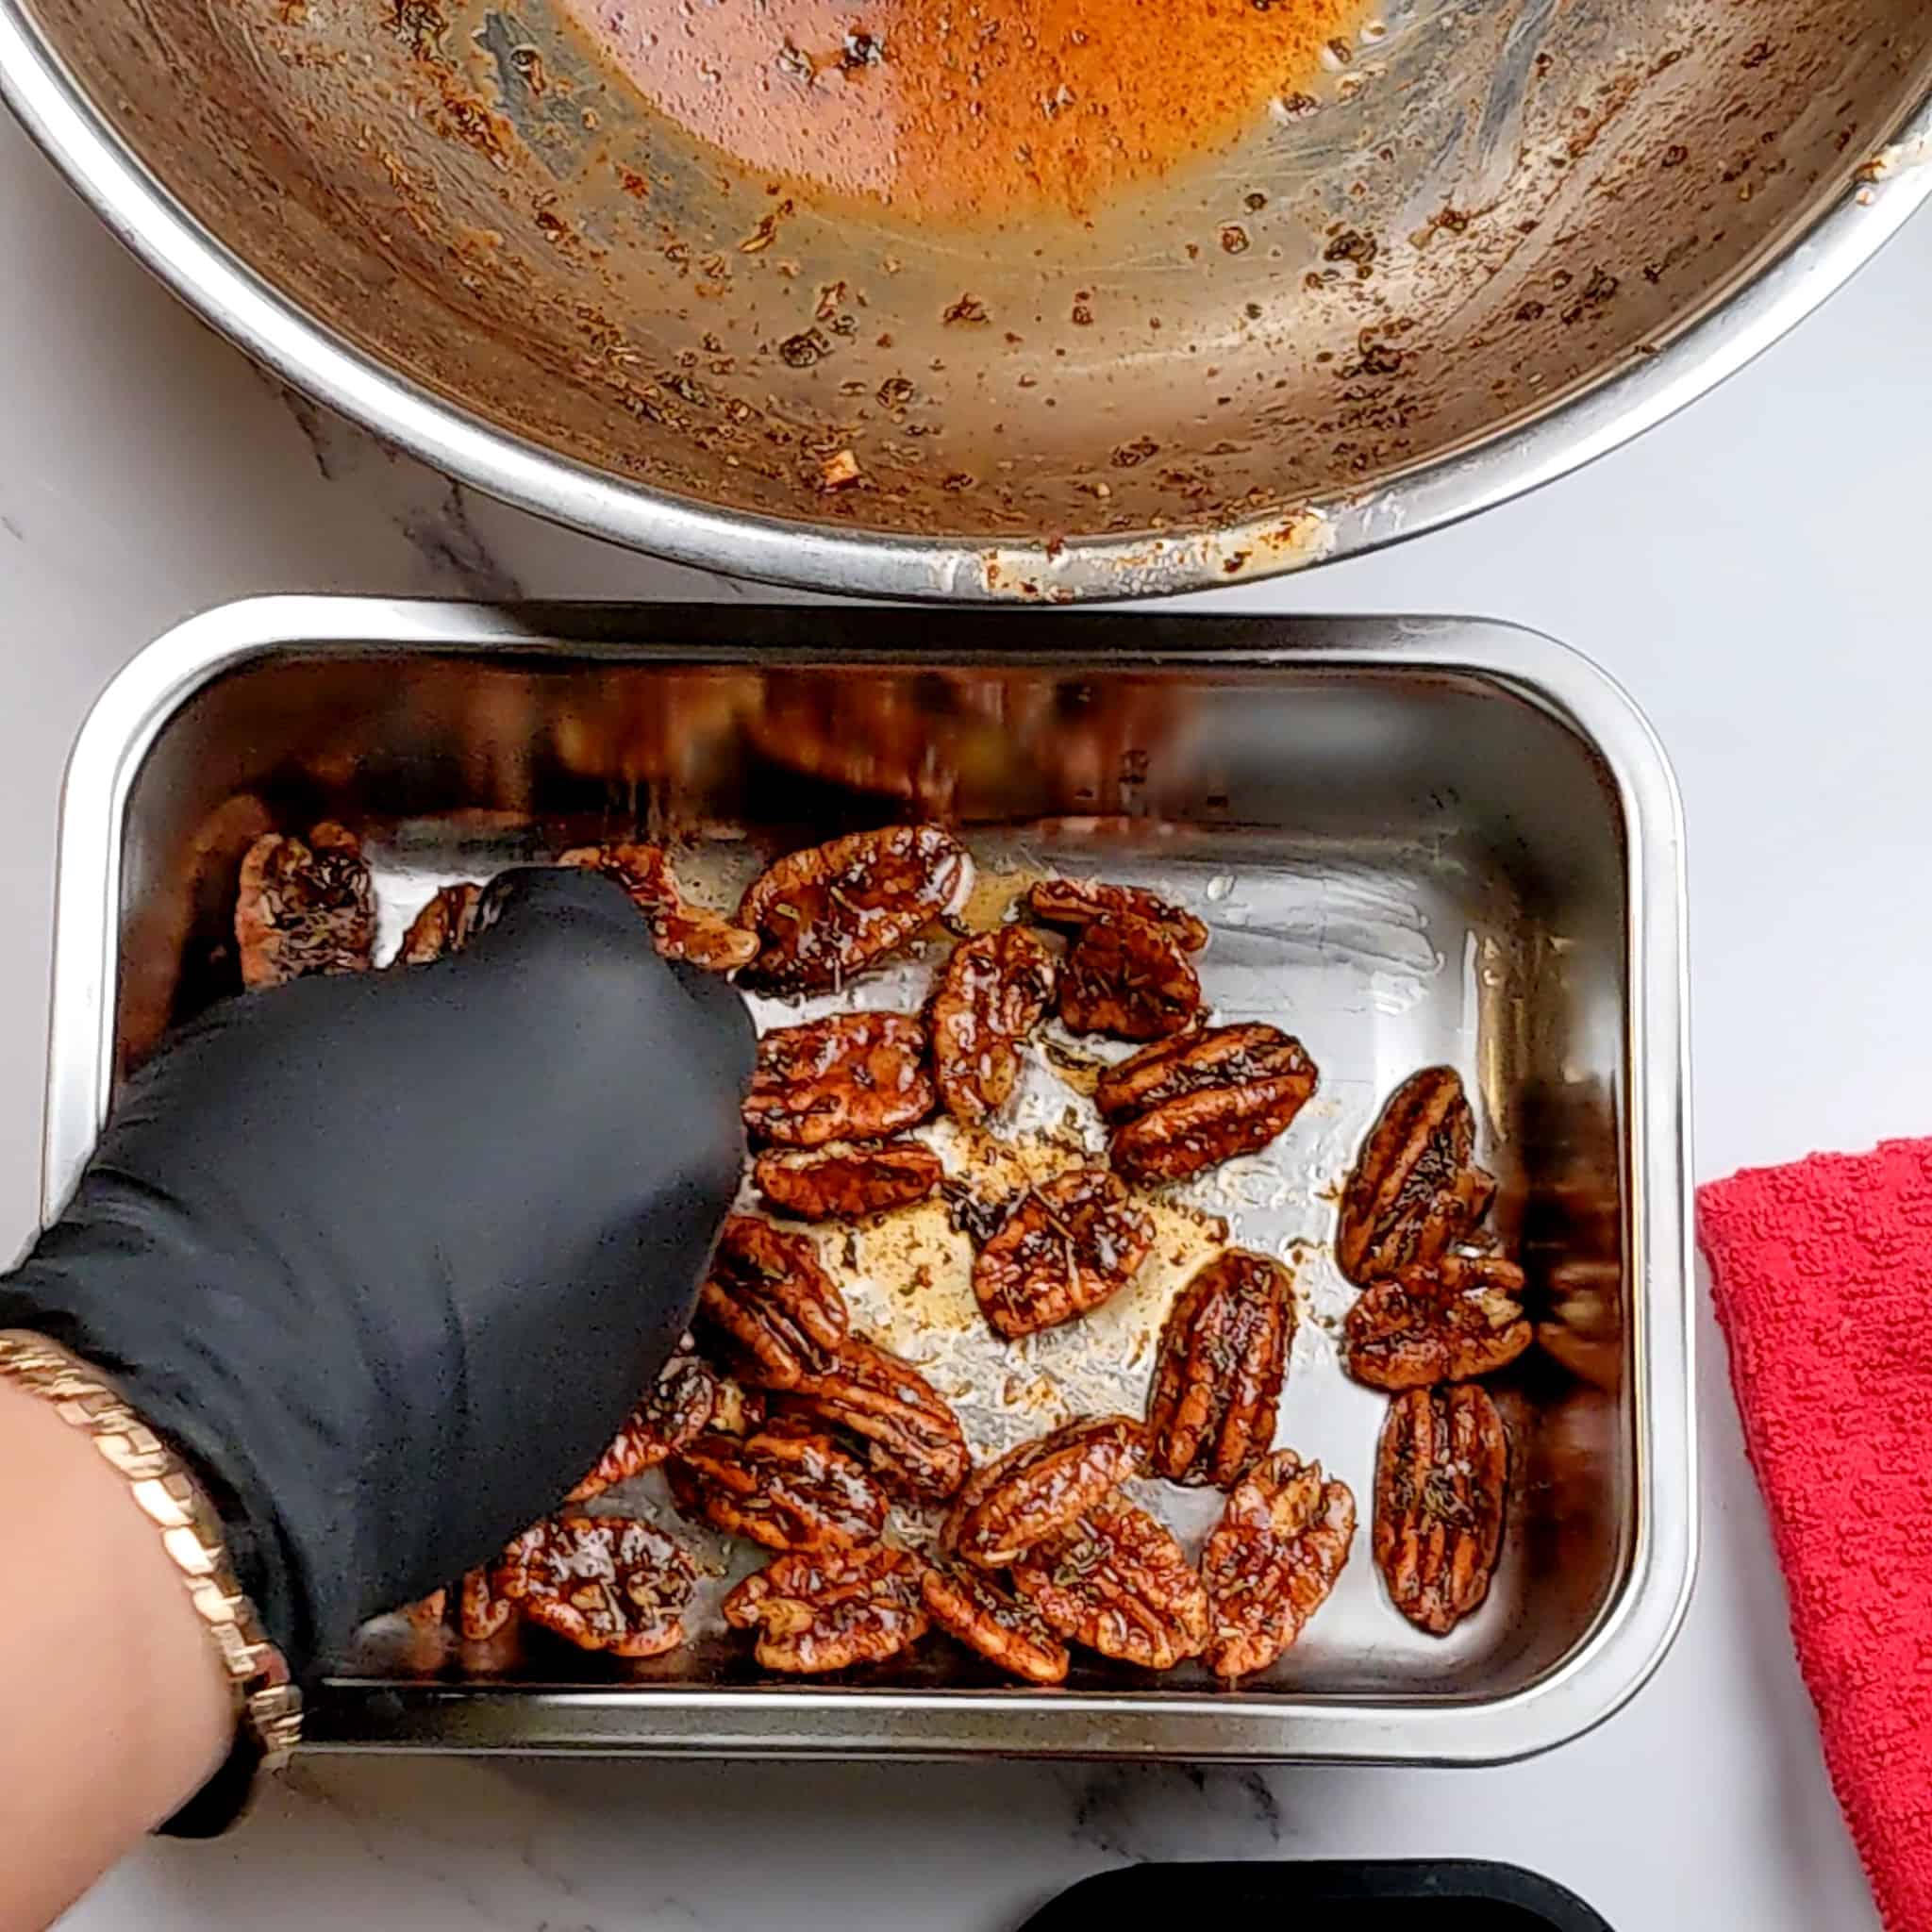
[{"x1": 0, "y1": 1375, "x2": 230, "y2": 1932}]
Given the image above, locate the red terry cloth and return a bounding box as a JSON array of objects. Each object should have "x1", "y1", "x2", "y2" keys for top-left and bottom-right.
[{"x1": 1699, "y1": 1137, "x2": 1932, "y2": 1932}]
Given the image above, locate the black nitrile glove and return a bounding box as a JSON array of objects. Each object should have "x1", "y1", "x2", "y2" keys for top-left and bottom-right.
[{"x1": 0, "y1": 869, "x2": 753, "y2": 1677}]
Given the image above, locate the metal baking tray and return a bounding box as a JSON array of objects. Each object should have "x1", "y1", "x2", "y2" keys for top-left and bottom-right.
[{"x1": 42, "y1": 597, "x2": 1694, "y2": 1763}]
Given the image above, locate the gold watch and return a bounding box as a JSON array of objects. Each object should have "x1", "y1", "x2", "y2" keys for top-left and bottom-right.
[{"x1": 0, "y1": 1329, "x2": 302, "y2": 1832}]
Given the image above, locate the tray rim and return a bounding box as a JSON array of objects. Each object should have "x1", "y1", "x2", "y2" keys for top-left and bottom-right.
[{"x1": 42, "y1": 595, "x2": 1695, "y2": 1765}]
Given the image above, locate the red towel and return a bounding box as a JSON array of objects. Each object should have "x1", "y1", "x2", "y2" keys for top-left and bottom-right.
[{"x1": 1699, "y1": 1138, "x2": 1932, "y2": 1932}]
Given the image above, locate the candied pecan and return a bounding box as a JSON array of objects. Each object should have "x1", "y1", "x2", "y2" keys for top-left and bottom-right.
[
  {"x1": 928, "y1": 925, "x2": 1058, "y2": 1123},
  {"x1": 667, "y1": 1425, "x2": 888, "y2": 1551},
  {"x1": 743, "y1": 1013, "x2": 938, "y2": 1149},
  {"x1": 1146, "y1": 1250, "x2": 1295, "y2": 1489},
  {"x1": 1105, "y1": 1026, "x2": 1319, "y2": 1184},
  {"x1": 235, "y1": 823, "x2": 375, "y2": 988},
  {"x1": 1344, "y1": 1255, "x2": 1531, "y2": 1391},
  {"x1": 558, "y1": 841, "x2": 759, "y2": 972},
  {"x1": 1057, "y1": 915, "x2": 1202, "y2": 1041},
  {"x1": 776, "y1": 1334, "x2": 970, "y2": 1502},
  {"x1": 567, "y1": 1352, "x2": 720, "y2": 1502},
  {"x1": 1201, "y1": 1451, "x2": 1355, "y2": 1679},
  {"x1": 921, "y1": 1560, "x2": 1070, "y2": 1685},
  {"x1": 1337, "y1": 1068, "x2": 1497, "y2": 1285},
  {"x1": 401, "y1": 1565, "x2": 514, "y2": 1641},
  {"x1": 695, "y1": 1215, "x2": 848, "y2": 1389},
  {"x1": 396, "y1": 882, "x2": 483, "y2": 964},
  {"x1": 753, "y1": 1141, "x2": 943, "y2": 1222},
  {"x1": 724, "y1": 1544, "x2": 929, "y2": 1674},
  {"x1": 947, "y1": 1415, "x2": 1146, "y2": 1567},
  {"x1": 739, "y1": 824, "x2": 973, "y2": 991},
  {"x1": 492, "y1": 1515, "x2": 696, "y2": 1657},
  {"x1": 403, "y1": 1589, "x2": 447, "y2": 1628},
  {"x1": 1027, "y1": 877, "x2": 1209, "y2": 952},
  {"x1": 1374, "y1": 1384, "x2": 1508, "y2": 1636},
  {"x1": 1011, "y1": 1499, "x2": 1210, "y2": 1670},
  {"x1": 970, "y1": 1168, "x2": 1155, "y2": 1340}
]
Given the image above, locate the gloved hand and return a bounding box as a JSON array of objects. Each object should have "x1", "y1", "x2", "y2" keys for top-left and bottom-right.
[{"x1": 0, "y1": 869, "x2": 753, "y2": 1675}]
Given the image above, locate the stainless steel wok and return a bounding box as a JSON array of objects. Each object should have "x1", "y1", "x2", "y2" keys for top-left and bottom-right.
[{"x1": 1, "y1": 0, "x2": 1926, "y2": 599}]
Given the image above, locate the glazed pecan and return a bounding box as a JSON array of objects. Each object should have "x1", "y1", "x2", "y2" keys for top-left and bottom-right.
[
  {"x1": 667, "y1": 1425, "x2": 888, "y2": 1552},
  {"x1": 1337, "y1": 1068, "x2": 1496, "y2": 1285},
  {"x1": 235, "y1": 823, "x2": 376, "y2": 989},
  {"x1": 558, "y1": 841, "x2": 759, "y2": 972},
  {"x1": 403, "y1": 1566, "x2": 514, "y2": 1641},
  {"x1": 1343, "y1": 1255, "x2": 1531, "y2": 1391},
  {"x1": 396, "y1": 881, "x2": 483, "y2": 964},
  {"x1": 753, "y1": 1141, "x2": 943, "y2": 1222},
  {"x1": 970, "y1": 1168, "x2": 1155, "y2": 1340},
  {"x1": 921, "y1": 1560, "x2": 1070, "y2": 1685},
  {"x1": 566, "y1": 1352, "x2": 721, "y2": 1503},
  {"x1": 743, "y1": 1013, "x2": 938, "y2": 1149},
  {"x1": 739, "y1": 824, "x2": 973, "y2": 992},
  {"x1": 775, "y1": 1333, "x2": 971, "y2": 1503},
  {"x1": 946, "y1": 1415, "x2": 1146, "y2": 1567},
  {"x1": 492, "y1": 1515, "x2": 696, "y2": 1657},
  {"x1": 1056, "y1": 915, "x2": 1202, "y2": 1041},
  {"x1": 695, "y1": 1215, "x2": 848, "y2": 1389},
  {"x1": 928, "y1": 925, "x2": 1058, "y2": 1123},
  {"x1": 724, "y1": 1544, "x2": 929, "y2": 1674},
  {"x1": 1011, "y1": 1499, "x2": 1210, "y2": 1671},
  {"x1": 1146, "y1": 1249, "x2": 1295, "y2": 1489},
  {"x1": 1027, "y1": 877, "x2": 1209, "y2": 953},
  {"x1": 1201, "y1": 1451, "x2": 1355, "y2": 1680},
  {"x1": 1374, "y1": 1384, "x2": 1508, "y2": 1636}
]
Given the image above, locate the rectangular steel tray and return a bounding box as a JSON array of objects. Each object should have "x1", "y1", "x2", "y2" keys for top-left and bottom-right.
[{"x1": 42, "y1": 597, "x2": 1694, "y2": 1763}]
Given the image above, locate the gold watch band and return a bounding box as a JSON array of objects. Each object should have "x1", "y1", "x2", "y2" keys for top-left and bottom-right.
[{"x1": 0, "y1": 1329, "x2": 303, "y2": 1795}]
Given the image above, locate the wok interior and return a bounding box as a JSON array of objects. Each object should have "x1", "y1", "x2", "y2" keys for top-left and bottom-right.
[{"x1": 20, "y1": 0, "x2": 1929, "y2": 560}]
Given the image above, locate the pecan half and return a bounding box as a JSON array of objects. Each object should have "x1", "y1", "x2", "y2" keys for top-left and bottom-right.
[
  {"x1": 743, "y1": 1013, "x2": 938, "y2": 1149},
  {"x1": 1027, "y1": 877, "x2": 1209, "y2": 953},
  {"x1": 1056, "y1": 915, "x2": 1202, "y2": 1040},
  {"x1": 236, "y1": 823, "x2": 376, "y2": 988},
  {"x1": 970, "y1": 1168, "x2": 1155, "y2": 1340},
  {"x1": 752, "y1": 1141, "x2": 943, "y2": 1221},
  {"x1": 739, "y1": 824, "x2": 973, "y2": 992},
  {"x1": 396, "y1": 881, "x2": 483, "y2": 964},
  {"x1": 1374, "y1": 1384, "x2": 1508, "y2": 1636},
  {"x1": 928, "y1": 925, "x2": 1058, "y2": 1123},
  {"x1": 724, "y1": 1544, "x2": 929, "y2": 1674},
  {"x1": 1201, "y1": 1451, "x2": 1355, "y2": 1679},
  {"x1": 946, "y1": 1415, "x2": 1146, "y2": 1567},
  {"x1": 567, "y1": 1351, "x2": 721, "y2": 1502},
  {"x1": 402, "y1": 1566, "x2": 512, "y2": 1641},
  {"x1": 1103, "y1": 1025, "x2": 1319, "y2": 1183},
  {"x1": 558, "y1": 841, "x2": 759, "y2": 972},
  {"x1": 775, "y1": 1333, "x2": 971, "y2": 1502},
  {"x1": 1337, "y1": 1068, "x2": 1496, "y2": 1285},
  {"x1": 1146, "y1": 1249, "x2": 1295, "y2": 1489},
  {"x1": 1344, "y1": 1255, "x2": 1531, "y2": 1391},
  {"x1": 921, "y1": 1560, "x2": 1070, "y2": 1684},
  {"x1": 667, "y1": 1425, "x2": 888, "y2": 1552},
  {"x1": 1011, "y1": 1499, "x2": 1210, "y2": 1670},
  {"x1": 695, "y1": 1215, "x2": 848, "y2": 1389},
  {"x1": 492, "y1": 1515, "x2": 697, "y2": 1657}
]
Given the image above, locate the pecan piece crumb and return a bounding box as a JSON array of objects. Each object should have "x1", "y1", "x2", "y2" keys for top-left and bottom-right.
[
  {"x1": 946, "y1": 1414, "x2": 1145, "y2": 1567},
  {"x1": 236, "y1": 823, "x2": 375, "y2": 988},
  {"x1": 1011, "y1": 1499, "x2": 1210, "y2": 1670},
  {"x1": 668, "y1": 1424, "x2": 888, "y2": 1552},
  {"x1": 1202, "y1": 1451, "x2": 1355, "y2": 1679},
  {"x1": 492, "y1": 1515, "x2": 696, "y2": 1657},
  {"x1": 724, "y1": 1544, "x2": 929, "y2": 1673},
  {"x1": 970, "y1": 1168, "x2": 1155, "y2": 1340},
  {"x1": 743, "y1": 1012, "x2": 938, "y2": 1148},
  {"x1": 1344, "y1": 1255, "x2": 1531, "y2": 1391},
  {"x1": 922, "y1": 1560, "x2": 1070, "y2": 1684},
  {"x1": 1337, "y1": 1068, "x2": 1496, "y2": 1285},
  {"x1": 753, "y1": 1141, "x2": 942, "y2": 1221},
  {"x1": 1374, "y1": 1383, "x2": 1508, "y2": 1636},
  {"x1": 928, "y1": 925, "x2": 1058, "y2": 1123},
  {"x1": 1146, "y1": 1249, "x2": 1296, "y2": 1488},
  {"x1": 1056, "y1": 914, "x2": 1202, "y2": 1041}
]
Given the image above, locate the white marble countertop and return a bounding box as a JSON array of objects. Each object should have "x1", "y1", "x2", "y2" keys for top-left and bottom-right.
[{"x1": 6, "y1": 100, "x2": 1926, "y2": 1932}]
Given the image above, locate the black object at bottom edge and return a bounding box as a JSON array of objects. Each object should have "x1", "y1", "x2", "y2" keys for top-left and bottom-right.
[{"x1": 1021, "y1": 1859, "x2": 1612, "y2": 1930}]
